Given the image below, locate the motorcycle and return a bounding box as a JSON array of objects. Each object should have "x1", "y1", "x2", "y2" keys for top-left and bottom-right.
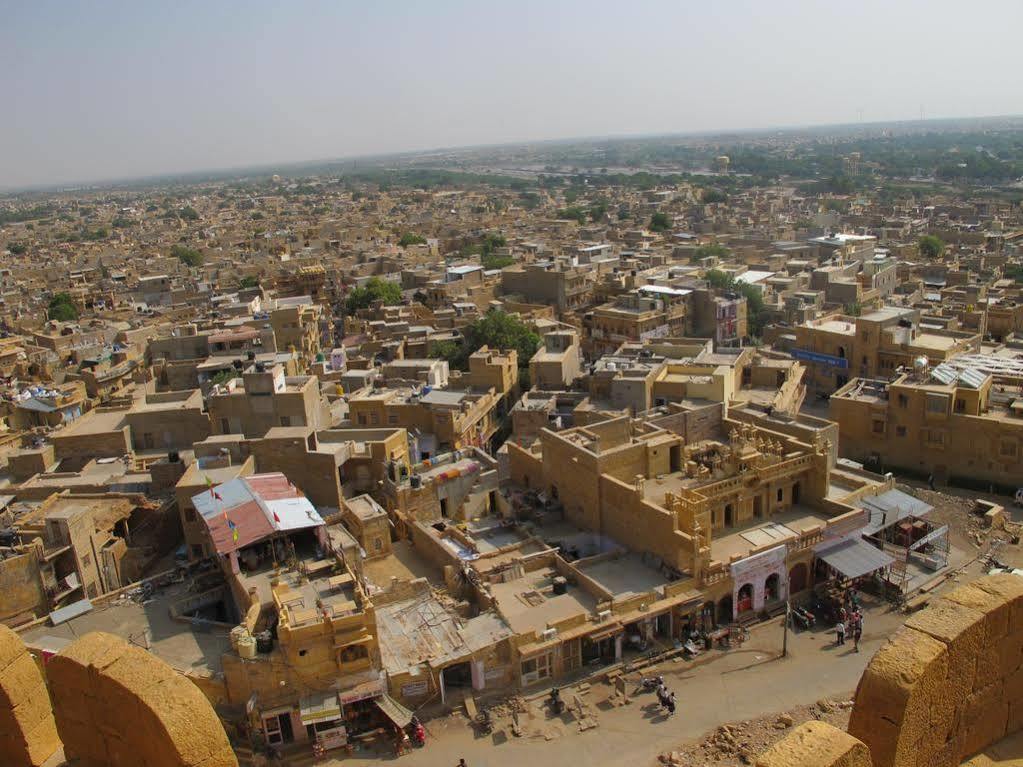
[
  {"x1": 640, "y1": 675, "x2": 664, "y2": 692},
  {"x1": 408, "y1": 717, "x2": 426, "y2": 748},
  {"x1": 548, "y1": 687, "x2": 565, "y2": 715}
]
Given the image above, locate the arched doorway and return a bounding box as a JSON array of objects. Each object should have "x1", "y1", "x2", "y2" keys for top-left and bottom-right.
[
  {"x1": 789, "y1": 562, "x2": 808, "y2": 594},
  {"x1": 724, "y1": 504, "x2": 734, "y2": 527},
  {"x1": 737, "y1": 584, "x2": 754, "y2": 614},
  {"x1": 765, "y1": 572, "x2": 780, "y2": 602},
  {"x1": 717, "y1": 595, "x2": 733, "y2": 625},
  {"x1": 792, "y1": 482, "x2": 801, "y2": 505},
  {"x1": 837, "y1": 346, "x2": 846, "y2": 359}
]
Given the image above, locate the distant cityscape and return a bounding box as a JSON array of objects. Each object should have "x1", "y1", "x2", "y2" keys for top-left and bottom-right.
[{"x1": 2, "y1": 117, "x2": 1023, "y2": 767}]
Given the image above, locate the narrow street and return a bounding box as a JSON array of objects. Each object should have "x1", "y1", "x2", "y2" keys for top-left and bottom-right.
[{"x1": 337, "y1": 568, "x2": 973, "y2": 767}]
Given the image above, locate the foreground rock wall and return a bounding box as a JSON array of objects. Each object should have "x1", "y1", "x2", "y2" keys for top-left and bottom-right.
[
  {"x1": 0, "y1": 625, "x2": 60, "y2": 767},
  {"x1": 758, "y1": 573, "x2": 1023, "y2": 767},
  {"x1": 0, "y1": 626, "x2": 237, "y2": 767},
  {"x1": 47, "y1": 631, "x2": 238, "y2": 767}
]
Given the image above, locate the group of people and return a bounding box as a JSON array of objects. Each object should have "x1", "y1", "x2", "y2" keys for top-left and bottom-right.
[
  {"x1": 834, "y1": 606, "x2": 863, "y2": 652},
  {"x1": 655, "y1": 679, "x2": 677, "y2": 716}
]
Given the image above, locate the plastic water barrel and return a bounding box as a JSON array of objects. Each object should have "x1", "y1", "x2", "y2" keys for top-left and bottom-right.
[
  {"x1": 230, "y1": 626, "x2": 248, "y2": 651},
  {"x1": 237, "y1": 634, "x2": 257, "y2": 659}
]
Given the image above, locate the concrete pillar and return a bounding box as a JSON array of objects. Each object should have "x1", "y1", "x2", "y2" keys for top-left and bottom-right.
[{"x1": 614, "y1": 634, "x2": 623, "y2": 662}]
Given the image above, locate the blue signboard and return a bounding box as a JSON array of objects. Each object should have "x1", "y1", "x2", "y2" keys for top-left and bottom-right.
[{"x1": 791, "y1": 348, "x2": 848, "y2": 369}]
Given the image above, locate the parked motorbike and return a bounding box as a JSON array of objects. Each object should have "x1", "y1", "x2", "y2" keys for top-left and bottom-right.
[
  {"x1": 640, "y1": 675, "x2": 664, "y2": 692},
  {"x1": 548, "y1": 687, "x2": 565, "y2": 715},
  {"x1": 408, "y1": 717, "x2": 426, "y2": 748}
]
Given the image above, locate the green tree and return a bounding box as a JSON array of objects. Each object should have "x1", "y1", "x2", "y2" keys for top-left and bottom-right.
[
  {"x1": 210, "y1": 368, "x2": 236, "y2": 386},
  {"x1": 8, "y1": 242, "x2": 27, "y2": 255},
  {"x1": 239, "y1": 275, "x2": 260, "y2": 289},
  {"x1": 171, "y1": 244, "x2": 203, "y2": 267},
  {"x1": 345, "y1": 277, "x2": 402, "y2": 313},
  {"x1": 702, "y1": 189, "x2": 727, "y2": 204},
  {"x1": 704, "y1": 269, "x2": 735, "y2": 290},
  {"x1": 691, "y1": 243, "x2": 729, "y2": 262},
  {"x1": 556, "y1": 207, "x2": 587, "y2": 224},
  {"x1": 179, "y1": 206, "x2": 200, "y2": 221},
  {"x1": 398, "y1": 232, "x2": 427, "y2": 248},
  {"x1": 480, "y1": 232, "x2": 506, "y2": 256},
  {"x1": 48, "y1": 293, "x2": 79, "y2": 322},
  {"x1": 649, "y1": 212, "x2": 672, "y2": 232},
  {"x1": 440, "y1": 311, "x2": 540, "y2": 373},
  {"x1": 704, "y1": 270, "x2": 767, "y2": 336},
  {"x1": 918, "y1": 235, "x2": 945, "y2": 259},
  {"x1": 482, "y1": 254, "x2": 515, "y2": 270}
]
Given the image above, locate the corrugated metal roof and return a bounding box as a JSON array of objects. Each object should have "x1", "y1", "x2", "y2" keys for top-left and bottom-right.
[
  {"x1": 860, "y1": 489, "x2": 933, "y2": 536},
  {"x1": 50, "y1": 598, "x2": 93, "y2": 626},
  {"x1": 815, "y1": 537, "x2": 894, "y2": 579},
  {"x1": 930, "y1": 363, "x2": 957, "y2": 385},
  {"x1": 192, "y1": 473, "x2": 324, "y2": 555},
  {"x1": 930, "y1": 363, "x2": 989, "y2": 390},
  {"x1": 958, "y1": 367, "x2": 989, "y2": 390}
]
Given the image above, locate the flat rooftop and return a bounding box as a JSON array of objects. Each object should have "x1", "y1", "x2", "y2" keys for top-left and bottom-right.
[
  {"x1": 57, "y1": 409, "x2": 128, "y2": 435},
  {"x1": 578, "y1": 553, "x2": 669, "y2": 598},
  {"x1": 710, "y1": 506, "x2": 832, "y2": 562},
  {"x1": 490, "y1": 566, "x2": 598, "y2": 636},
  {"x1": 21, "y1": 580, "x2": 231, "y2": 677}
]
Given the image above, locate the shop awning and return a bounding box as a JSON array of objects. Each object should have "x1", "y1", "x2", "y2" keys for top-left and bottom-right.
[
  {"x1": 300, "y1": 692, "x2": 342, "y2": 725},
  {"x1": 585, "y1": 622, "x2": 623, "y2": 643},
  {"x1": 374, "y1": 694, "x2": 414, "y2": 729},
  {"x1": 816, "y1": 537, "x2": 895, "y2": 580}
]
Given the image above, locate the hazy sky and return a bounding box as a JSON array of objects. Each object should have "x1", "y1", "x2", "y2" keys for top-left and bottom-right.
[{"x1": 2, "y1": 0, "x2": 1021, "y2": 189}]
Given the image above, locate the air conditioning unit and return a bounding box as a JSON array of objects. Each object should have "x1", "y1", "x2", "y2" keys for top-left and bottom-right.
[
  {"x1": 541, "y1": 628, "x2": 558, "y2": 641},
  {"x1": 596, "y1": 610, "x2": 611, "y2": 623}
]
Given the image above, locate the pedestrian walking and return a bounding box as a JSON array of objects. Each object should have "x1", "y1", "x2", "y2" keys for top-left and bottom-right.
[
  {"x1": 458, "y1": 759, "x2": 468, "y2": 767},
  {"x1": 836, "y1": 619, "x2": 846, "y2": 646},
  {"x1": 928, "y1": 474, "x2": 936, "y2": 490},
  {"x1": 666, "y1": 692, "x2": 676, "y2": 717},
  {"x1": 852, "y1": 613, "x2": 863, "y2": 653}
]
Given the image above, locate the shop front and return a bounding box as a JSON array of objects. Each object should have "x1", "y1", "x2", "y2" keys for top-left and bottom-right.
[
  {"x1": 581, "y1": 622, "x2": 622, "y2": 665},
  {"x1": 299, "y1": 692, "x2": 347, "y2": 752},
  {"x1": 728, "y1": 544, "x2": 788, "y2": 621}
]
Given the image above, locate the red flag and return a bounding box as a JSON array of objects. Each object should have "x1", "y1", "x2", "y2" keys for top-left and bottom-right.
[
  {"x1": 213, "y1": 492, "x2": 223, "y2": 501},
  {"x1": 272, "y1": 510, "x2": 281, "y2": 524}
]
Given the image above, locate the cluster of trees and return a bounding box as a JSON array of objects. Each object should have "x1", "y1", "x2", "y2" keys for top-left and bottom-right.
[
  {"x1": 456, "y1": 232, "x2": 508, "y2": 265},
  {"x1": 7, "y1": 242, "x2": 27, "y2": 255},
  {"x1": 690, "y1": 243, "x2": 729, "y2": 262},
  {"x1": 398, "y1": 233, "x2": 427, "y2": 248},
  {"x1": 47, "y1": 293, "x2": 78, "y2": 322},
  {"x1": 345, "y1": 277, "x2": 402, "y2": 313},
  {"x1": 918, "y1": 235, "x2": 945, "y2": 259},
  {"x1": 62, "y1": 227, "x2": 109, "y2": 243},
  {"x1": 704, "y1": 269, "x2": 768, "y2": 337},
  {"x1": 238, "y1": 275, "x2": 260, "y2": 289},
  {"x1": 171, "y1": 244, "x2": 203, "y2": 267},
  {"x1": 0, "y1": 204, "x2": 56, "y2": 226},
  {"x1": 649, "y1": 212, "x2": 672, "y2": 232},
  {"x1": 556, "y1": 206, "x2": 587, "y2": 224},
  {"x1": 434, "y1": 311, "x2": 539, "y2": 385}
]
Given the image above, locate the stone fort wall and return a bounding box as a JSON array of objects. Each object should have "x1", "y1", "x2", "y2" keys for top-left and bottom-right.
[{"x1": 757, "y1": 573, "x2": 1023, "y2": 767}]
